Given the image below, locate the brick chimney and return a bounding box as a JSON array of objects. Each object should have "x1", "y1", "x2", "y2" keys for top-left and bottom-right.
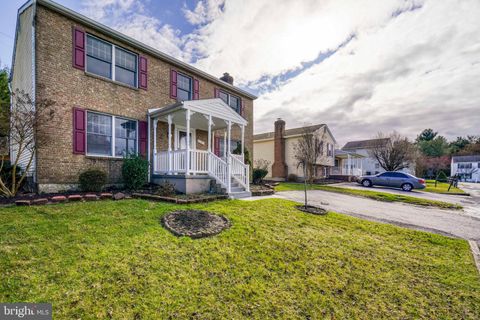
[
  {"x1": 272, "y1": 118, "x2": 288, "y2": 180},
  {"x1": 220, "y1": 72, "x2": 234, "y2": 85}
]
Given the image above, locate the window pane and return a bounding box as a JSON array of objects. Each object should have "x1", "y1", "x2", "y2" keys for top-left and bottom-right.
[
  {"x1": 229, "y1": 95, "x2": 240, "y2": 112},
  {"x1": 115, "y1": 66, "x2": 136, "y2": 87},
  {"x1": 219, "y1": 91, "x2": 228, "y2": 104},
  {"x1": 115, "y1": 118, "x2": 137, "y2": 157},
  {"x1": 177, "y1": 89, "x2": 190, "y2": 101},
  {"x1": 177, "y1": 74, "x2": 191, "y2": 99},
  {"x1": 115, "y1": 138, "x2": 136, "y2": 157},
  {"x1": 87, "y1": 113, "x2": 112, "y2": 156},
  {"x1": 87, "y1": 56, "x2": 112, "y2": 79},
  {"x1": 115, "y1": 48, "x2": 136, "y2": 71},
  {"x1": 87, "y1": 36, "x2": 112, "y2": 62}
]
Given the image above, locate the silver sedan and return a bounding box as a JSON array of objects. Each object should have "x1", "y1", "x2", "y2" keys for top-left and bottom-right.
[{"x1": 358, "y1": 171, "x2": 426, "y2": 191}]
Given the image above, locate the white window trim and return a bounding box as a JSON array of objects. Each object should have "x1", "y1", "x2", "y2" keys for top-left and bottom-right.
[
  {"x1": 176, "y1": 72, "x2": 193, "y2": 100},
  {"x1": 86, "y1": 111, "x2": 139, "y2": 158},
  {"x1": 174, "y1": 125, "x2": 196, "y2": 150},
  {"x1": 85, "y1": 33, "x2": 139, "y2": 88},
  {"x1": 218, "y1": 89, "x2": 241, "y2": 113}
]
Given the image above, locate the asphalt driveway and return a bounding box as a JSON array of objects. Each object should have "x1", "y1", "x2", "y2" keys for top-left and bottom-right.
[{"x1": 245, "y1": 190, "x2": 480, "y2": 242}]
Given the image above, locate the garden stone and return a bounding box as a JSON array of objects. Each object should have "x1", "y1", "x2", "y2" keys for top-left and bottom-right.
[
  {"x1": 100, "y1": 193, "x2": 113, "y2": 199},
  {"x1": 113, "y1": 192, "x2": 125, "y2": 200},
  {"x1": 32, "y1": 198, "x2": 49, "y2": 205},
  {"x1": 51, "y1": 196, "x2": 67, "y2": 203},
  {"x1": 15, "y1": 200, "x2": 31, "y2": 206},
  {"x1": 84, "y1": 194, "x2": 98, "y2": 201},
  {"x1": 68, "y1": 195, "x2": 83, "y2": 201}
]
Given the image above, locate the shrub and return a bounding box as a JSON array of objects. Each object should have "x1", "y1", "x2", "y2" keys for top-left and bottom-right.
[
  {"x1": 287, "y1": 173, "x2": 298, "y2": 182},
  {"x1": 0, "y1": 161, "x2": 23, "y2": 192},
  {"x1": 122, "y1": 154, "x2": 149, "y2": 190},
  {"x1": 79, "y1": 169, "x2": 107, "y2": 192},
  {"x1": 154, "y1": 181, "x2": 176, "y2": 196},
  {"x1": 252, "y1": 168, "x2": 268, "y2": 185}
]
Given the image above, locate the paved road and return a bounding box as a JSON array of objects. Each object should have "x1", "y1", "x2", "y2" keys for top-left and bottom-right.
[
  {"x1": 332, "y1": 182, "x2": 480, "y2": 217},
  {"x1": 244, "y1": 190, "x2": 480, "y2": 242}
]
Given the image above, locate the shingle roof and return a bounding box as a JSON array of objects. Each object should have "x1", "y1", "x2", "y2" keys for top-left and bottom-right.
[
  {"x1": 253, "y1": 124, "x2": 325, "y2": 141},
  {"x1": 452, "y1": 155, "x2": 480, "y2": 163},
  {"x1": 342, "y1": 138, "x2": 390, "y2": 150}
]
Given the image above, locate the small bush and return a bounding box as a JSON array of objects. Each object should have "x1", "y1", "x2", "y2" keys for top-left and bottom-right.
[
  {"x1": 122, "y1": 154, "x2": 149, "y2": 190},
  {"x1": 79, "y1": 169, "x2": 107, "y2": 192},
  {"x1": 287, "y1": 173, "x2": 298, "y2": 182},
  {"x1": 155, "y1": 181, "x2": 176, "y2": 196},
  {"x1": 252, "y1": 168, "x2": 268, "y2": 185},
  {"x1": 0, "y1": 161, "x2": 24, "y2": 191}
]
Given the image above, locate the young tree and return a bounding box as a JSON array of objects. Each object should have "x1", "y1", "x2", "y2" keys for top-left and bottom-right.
[
  {"x1": 293, "y1": 127, "x2": 327, "y2": 208},
  {"x1": 0, "y1": 89, "x2": 56, "y2": 197},
  {"x1": 369, "y1": 132, "x2": 415, "y2": 172}
]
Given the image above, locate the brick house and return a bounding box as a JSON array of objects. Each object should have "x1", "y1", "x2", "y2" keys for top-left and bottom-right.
[
  {"x1": 253, "y1": 119, "x2": 336, "y2": 181},
  {"x1": 9, "y1": 0, "x2": 256, "y2": 197}
]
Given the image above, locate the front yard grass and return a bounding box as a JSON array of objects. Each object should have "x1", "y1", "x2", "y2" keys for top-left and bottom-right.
[
  {"x1": 1, "y1": 199, "x2": 479, "y2": 319},
  {"x1": 424, "y1": 179, "x2": 467, "y2": 194},
  {"x1": 275, "y1": 183, "x2": 462, "y2": 209}
]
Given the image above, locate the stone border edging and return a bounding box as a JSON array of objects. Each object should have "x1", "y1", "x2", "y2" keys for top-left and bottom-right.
[
  {"x1": 468, "y1": 240, "x2": 480, "y2": 275},
  {"x1": 132, "y1": 193, "x2": 228, "y2": 204},
  {"x1": 14, "y1": 192, "x2": 125, "y2": 207}
]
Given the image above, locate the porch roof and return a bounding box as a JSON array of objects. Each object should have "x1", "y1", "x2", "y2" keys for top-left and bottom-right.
[
  {"x1": 148, "y1": 98, "x2": 248, "y2": 129},
  {"x1": 334, "y1": 149, "x2": 365, "y2": 159}
]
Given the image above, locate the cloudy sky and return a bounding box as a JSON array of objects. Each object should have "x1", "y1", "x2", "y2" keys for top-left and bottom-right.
[{"x1": 1, "y1": 0, "x2": 479, "y2": 145}]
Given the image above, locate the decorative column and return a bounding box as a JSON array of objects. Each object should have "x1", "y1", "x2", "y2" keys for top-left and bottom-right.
[
  {"x1": 223, "y1": 131, "x2": 227, "y2": 158},
  {"x1": 208, "y1": 115, "x2": 212, "y2": 173},
  {"x1": 167, "y1": 115, "x2": 172, "y2": 174},
  {"x1": 186, "y1": 110, "x2": 191, "y2": 175},
  {"x1": 241, "y1": 125, "x2": 245, "y2": 162},
  {"x1": 227, "y1": 120, "x2": 232, "y2": 193},
  {"x1": 153, "y1": 118, "x2": 158, "y2": 173}
]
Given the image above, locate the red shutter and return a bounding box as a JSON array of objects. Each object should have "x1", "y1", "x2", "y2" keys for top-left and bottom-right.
[
  {"x1": 139, "y1": 56, "x2": 148, "y2": 90},
  {"x1": 214, "y1": 137, "x2": 220, "y2": 156},
  {"x1": 193, "y1": 78, "x2": 199, "y2": 100},
  {"x1": 170, "y1": 69, "x2": 177, "y2": 99},
  {"x1": 138, "y1": 121, "x2": 148, "y2": 158},
  {"x1": 73, "y1": 107, "x2": 86, "y2": 154},
  {"x1": 72, "y1": 27, "x2": 85, "y2": 70},
  {"x1": 214, "y1": 88, "x2": 219, "y2": 98},
  {"x1": 240, "y1": 99, "x2": 244, "y2": 117}
]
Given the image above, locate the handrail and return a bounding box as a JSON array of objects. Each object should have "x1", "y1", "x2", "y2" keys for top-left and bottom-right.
[
  {"x1": 208, "y1": 152, "x2": 228, "y2": 188},
  {"x1": 229, "y1": 153, "x2": 249, "y2": 191}
]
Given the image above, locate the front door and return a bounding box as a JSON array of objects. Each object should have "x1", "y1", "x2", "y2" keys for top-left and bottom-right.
[{"x1": 175, "y1": 127, "x2": 194, "y2": 150}]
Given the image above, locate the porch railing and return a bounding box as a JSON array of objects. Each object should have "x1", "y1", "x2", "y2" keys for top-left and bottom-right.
[
  {"x1": 230, "y1": 153, "x2": 249, "y2": 191},
  {"x1": 331, "y1": 167, "x2": 363, "y2": 176}
]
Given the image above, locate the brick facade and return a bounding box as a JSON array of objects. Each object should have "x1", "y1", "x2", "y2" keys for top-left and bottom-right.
[
  {"x1": 271, "y1": 119, "x2": 287, "y2": 179},
  {"x1": 34, "y1": 4, "x2": 254, "y2": 192}
]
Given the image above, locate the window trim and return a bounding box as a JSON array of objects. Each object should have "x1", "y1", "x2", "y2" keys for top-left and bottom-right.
[
  {"x1": 85, "y1": 33, "x2": 139, "y2": 88},
  {"x1": 218, "y1": 89, "x2": 241, "y2": 113},
  {"x1": 86, "y1": 110, "x2": 139, "y2": 158},
  {"x1": 176, "y1": 72, "x2": 193, "y2": 101}
]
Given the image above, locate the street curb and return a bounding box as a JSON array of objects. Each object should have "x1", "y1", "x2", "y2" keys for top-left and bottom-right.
[{"x1": 468, "y1": 240, "x2": 480, "y2": 275}]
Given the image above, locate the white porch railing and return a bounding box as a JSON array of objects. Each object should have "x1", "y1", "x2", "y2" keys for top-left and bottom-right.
[
  {"x1": 154, "y1": 150, "x2": 247, "y2": 193},
  {"x1": 332, "y1": 167, "x2": 363, "y2": 176}
]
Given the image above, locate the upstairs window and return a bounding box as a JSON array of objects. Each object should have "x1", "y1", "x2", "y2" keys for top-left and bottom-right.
[
  {"x1": 86, "y1": 34, "x2": 138, "y2": 87},
  {"x1": 86, "y1": 36, "x2": 112, "y2": 79},
  {"x1": 177, "y1": 73, "x2": 192, "y2": 100},
  {"x1": 218, "y1": 90, "x2": 241, "y2": 113}
]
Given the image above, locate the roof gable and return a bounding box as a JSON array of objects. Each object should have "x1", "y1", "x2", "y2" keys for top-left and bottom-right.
[{"x1": 342, "y1": 138, "x2": 390, "y2": 150}]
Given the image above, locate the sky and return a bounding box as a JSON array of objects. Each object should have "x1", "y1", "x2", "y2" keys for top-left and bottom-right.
[{"x1": 1, "y1": 0, "x2": 479, "y2": 146}]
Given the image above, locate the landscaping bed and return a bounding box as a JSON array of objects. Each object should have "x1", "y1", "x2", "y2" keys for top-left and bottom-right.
[
  {"x1": 250, "y1": 184, "x2": 275, "y2": 196},
  {"x1": 0, "y1": 199, "x2": 478, "y2": 318}
]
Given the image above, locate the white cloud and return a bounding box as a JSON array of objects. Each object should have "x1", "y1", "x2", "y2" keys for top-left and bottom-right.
[{"x1": 182, "y1": 0, "x2": 225, "y2": 25}]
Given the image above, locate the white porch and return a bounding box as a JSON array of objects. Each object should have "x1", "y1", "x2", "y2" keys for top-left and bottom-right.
[
  {"x1": 148, "y1": 99, "x2": 250, "y2": 197},
  {"x1": 332, "y1": 150, "x2": 364, "y2": 176}
]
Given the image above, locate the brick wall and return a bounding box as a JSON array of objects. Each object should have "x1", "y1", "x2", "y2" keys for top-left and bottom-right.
[{"x1": 34, "y1": 4, "x2": 254, "y2": 191}]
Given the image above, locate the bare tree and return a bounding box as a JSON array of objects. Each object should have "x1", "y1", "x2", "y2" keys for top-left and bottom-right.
[
  {"x1": 369, "y1": 132, "x2": 415, "y2": 172},
  {"x1": 0, "y1": 89, "x2": 55, "y2": 197},
  {"x1": 293, "y1": 127, "x2": 327, "y2": 208}
]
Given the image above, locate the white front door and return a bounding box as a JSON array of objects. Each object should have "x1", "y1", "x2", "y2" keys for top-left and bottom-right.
[{"x1": 175, "y1": 127, "x2": 195, "y2": 150}]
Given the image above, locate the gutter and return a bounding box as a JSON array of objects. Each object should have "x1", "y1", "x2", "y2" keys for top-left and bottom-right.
[{"x1": 36, "y1": 0, "x2": 258, "y2": 100}]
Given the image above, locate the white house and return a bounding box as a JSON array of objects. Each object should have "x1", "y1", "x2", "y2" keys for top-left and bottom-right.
[{"x1": 451, "y1": 155, "x2": 480, "y2": 183}]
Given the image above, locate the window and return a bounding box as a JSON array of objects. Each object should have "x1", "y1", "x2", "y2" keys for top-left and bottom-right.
[
  {"x1": 218, "y1": 90, "x2": 241, "y2": 113},
  {"x1": 177, "y1": 73, "x2": 192, "y2": 101},
  {"x1": 86, "y1": 34, "x2": 138, "y2": 87},
  {"x1": 379, "y1": 172, "x2": 394, "y2": 177},
  {"x1": 391, "y1": 172, "x2": 408, "y2": 178},
  {"x1": 375, "y1": 163, "x2": 380, "y2": 169},
  {"x1": 115, "y1": 118, "x2": 137, "y2": 157},
  {"x1": 219, "y1": 139, "x2": 239, "y2": 155},
  {"x1": 115, "y1": 47, "x2": 137, "y2": 87},
  {"x1": 86, "y1": 36, "x2": 112, "y2": 79},
  {"x1": 87, "y1": 111, "x2": 137, "y2": 157}
]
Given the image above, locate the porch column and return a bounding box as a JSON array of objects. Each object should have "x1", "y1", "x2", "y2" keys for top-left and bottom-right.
[
  {"x1": 186, "y1": 110, "x2": 191, "y2": 175},
  {"x1": 223, "y1": 131, "x2": 227, "y2": 158},
  {"x1": 153, "y1": 118, "x2": 158, "y2": 172},
  {"x1": 227, "y1": 120, "x2": 232, "y2": 193},
  {"x1": 241, "y1": 125, "x2": 245, "y2": 160},
  {"x1": 347, "y1": 154, "x2": 351, "y2": 175},
  {"x1": 167, "y1": 115, "x2": 172, "y2": 174},
  {"x1": 361, "y1": 158, "x2": 363, "y2": 174},
  {"x1": 208, "y1": 115, "x2": 212, "y2": 173}
]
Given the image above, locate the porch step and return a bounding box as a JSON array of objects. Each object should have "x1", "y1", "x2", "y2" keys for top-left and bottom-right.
[{"x1": 229, "y1": 191, "x2": 252, "y2": 199}]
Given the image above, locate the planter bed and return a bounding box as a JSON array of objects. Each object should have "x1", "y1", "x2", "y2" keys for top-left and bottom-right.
[
  {"x1": 132, "y1": 193, "x2": 228, "y2": 204},
  {"x1": 250, "y1": 185, "x2": 275, "y2": 197},
  {"x1": 0, "y1": 192, "x2": 125, "y2": 207}
]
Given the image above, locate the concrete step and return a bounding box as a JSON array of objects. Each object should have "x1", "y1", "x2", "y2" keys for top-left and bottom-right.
[
  {"x1": 230, "y1": 187, "x2": 244, "y2": 193},
  {"x1": 229, "y1": 191, "x2": 252, "y2": 199}
]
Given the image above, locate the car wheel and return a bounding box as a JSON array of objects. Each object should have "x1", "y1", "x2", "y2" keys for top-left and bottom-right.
[
  {"x1": 401, "y1": 183, "x2": 413, "y2": 192},
  {"x1": 362, "y1": 179, "x2": 372, "y2": 187}
]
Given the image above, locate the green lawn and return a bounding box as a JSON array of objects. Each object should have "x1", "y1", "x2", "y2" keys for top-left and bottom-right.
[
  {"x1": 275, "y1": 183, "x2": 462, "y2": 210},
  {"x1": 1, "y1": 199, "x2": 479, "y2": 319},
  {"x1": 424, "y1": 180, "x2": 466, "y2": 194}
]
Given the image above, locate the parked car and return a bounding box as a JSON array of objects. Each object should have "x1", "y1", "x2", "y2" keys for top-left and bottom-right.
[{"x1": 358, "y1": 171, "x2": 426, "y2": 191}]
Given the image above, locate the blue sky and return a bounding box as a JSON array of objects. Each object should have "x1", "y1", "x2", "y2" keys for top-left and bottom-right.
[{"x1": 2, "y1": 0, "x2": 480, "y2": 143}]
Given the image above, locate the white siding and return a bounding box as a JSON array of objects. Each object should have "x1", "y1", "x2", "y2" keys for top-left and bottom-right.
[
  {"x1": 253, "y1": 139, "x2": 274, "y2": 178},
  {"x1": 10, "y1": 5, "x2": 35, "y2": 177}
]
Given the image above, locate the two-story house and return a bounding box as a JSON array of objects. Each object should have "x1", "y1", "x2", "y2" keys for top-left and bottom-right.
[
  {"x1": 9, "y1": 0, "x2": 256, "y2": 197},
  {"x1": 451, "y1": 155, "x2": 480, "y2": 182},
  {"x1": 253, "y1": 119, "x2": 336, "y2": 181}
]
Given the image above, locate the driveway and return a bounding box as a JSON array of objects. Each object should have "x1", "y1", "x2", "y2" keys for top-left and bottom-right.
[
  {"x1": 332, "y1": 182, "x2": 480, "y2": 218},
  {"x1": 244, "y1": 190, "x2": 480, "y2": 242}
]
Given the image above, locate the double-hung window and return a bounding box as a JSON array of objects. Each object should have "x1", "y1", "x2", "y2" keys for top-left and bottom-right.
[
  {"x1": 218, "y1": 90, "x2": 241, "y2": 113},
  {"x1": 86, "y1": 34, "x2": 138, "y2": 87},
  {"x1": 87, "y1": 111, "x2": 137, "y2": 157},
  {"x1": 177, "y1": 73, "x2": 192, "y2": 100}
]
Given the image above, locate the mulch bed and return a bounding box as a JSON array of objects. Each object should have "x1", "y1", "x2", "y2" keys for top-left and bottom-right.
[
  {"x1": 295, "y1": 205, "x2": 327, "y2": 215},
  {"x1": 161, "y1": 210, "x2": 231, "y2": 238},
  {"x1": 250, "y1": 184, "x2": 275, "y2": 197}
]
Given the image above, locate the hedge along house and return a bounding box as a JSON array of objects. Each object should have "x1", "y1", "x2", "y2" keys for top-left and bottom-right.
[{"x1": 9, "y1": 0, "x2": 256, "y2": 197}]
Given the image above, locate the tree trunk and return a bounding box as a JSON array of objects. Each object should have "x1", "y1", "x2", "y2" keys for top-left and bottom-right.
[{"x1": 304, "y1": 165, "x2": 308, "y2": 209}]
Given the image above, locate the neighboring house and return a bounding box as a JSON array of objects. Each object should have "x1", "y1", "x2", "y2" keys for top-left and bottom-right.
[
  {"x1": 334, "y1": 138, "x2": 415, "y2": 176},
  {"x1": 9, "y1": 0, "x2": 256, "y2": 197},
  {"x1": 451, "y1": 155, "x2": 480, "y2": 183},
  {"x1": 253, "y1": 119, "x2": 336, "y2": 180}
]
